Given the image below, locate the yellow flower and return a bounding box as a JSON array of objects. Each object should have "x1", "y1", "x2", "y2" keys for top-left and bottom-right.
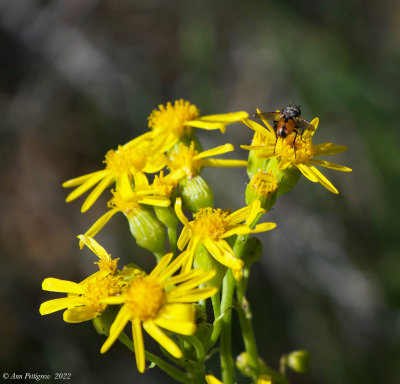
[
  {"x1": 241, "y1": 112, "x2": 352, "y2": 194},
  {"x1": 62, "y1": 138, "x2": 166, "y2": 212},
  {"x1": 81, "y1": 175, "x2": 171, "y2": 245},
  {"x1": 147, "y1": 99, "x2": 249, "y2": 151},
  {"x1": 39, "y1": 236, "x2": 138, "y2": 322},
  {"x1": 174, "y1": 198, "x2": 276, "y2": 280},
  {"x1": 167, "y1": 141, "x2": 248, "y2": 180},
  {"x1": 100, "y1": 252, "x2": 218, "y2": 373}
]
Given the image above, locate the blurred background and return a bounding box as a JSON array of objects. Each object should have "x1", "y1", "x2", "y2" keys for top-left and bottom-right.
[{"x1": 1, "y1": 0, "x2": 399, "y2": 383}]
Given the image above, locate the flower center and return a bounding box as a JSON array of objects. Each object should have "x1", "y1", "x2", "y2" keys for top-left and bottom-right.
[
  {"x1": 250, "y1": 170, "x2": 278, "y2": 196},
  {"x1": 275, "y1": 133, "x2": 314, "y2": 164},
  {"x1": 95, "y1": 257, "x2": 119, "y2": 275},
  {"x1": 192, "y1": 208, "x2": 230, "y2": 240},
  {"x1": 104, "y1": 145, "x2": 147, "y2": 176},
  {"x1": 84, "y1": 275, "x2": 123, "y2": 315},
  {"x1": 168, "y1": 143, "x2": 202, "y2": 178},
  {"x1": 125, "y1": 276, "x2": 165, "y2": 320},
  {"x1": 152, "y1": 171, "x2": 177, "y2": 198},
  {"x1": 148, "y1": 100, "x2": 200, "y2": 138},
  {"x1": 108, "y1": 190, "x2": 141, "y2": 214}
]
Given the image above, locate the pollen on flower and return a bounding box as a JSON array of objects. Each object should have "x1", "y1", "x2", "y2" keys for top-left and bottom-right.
[
  {"x1": 84, "y1": 276, "x2": 123, "y2": 315},
  {"x1": 275, "y1": 133, "x2": 314, "y2": 165},
  {"x1": 95, "y1": 257, "x2": 119, "y2": 275},
  {"x1": 148, "y1": 100, "x2": 200, "y2": 136},
  {"x1": 125, "y1": 276, "x2": 165, "y2": 320},
  {"x1": 250, "y1": 170, "x2": 278, "y2": 196},
  {"x1": 192, "y1": 208, "x2": 230, "y2": 240},
  {"x1": 108, "y1": 190, "x2": 140, "y2": 214},
  {"x1": 104, "y1": 145, "x2": 147, "y2": 175},
  {"x1": 168, "y1": 143, "x2": 202, "y2": 178}
]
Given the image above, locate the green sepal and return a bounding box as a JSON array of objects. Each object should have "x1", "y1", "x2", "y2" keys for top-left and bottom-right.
[
  {"x1": 193, "y1": 243, "x2": 226, "y2": 289},
  {"x1": 126, "y1": 207, "x2": 166, "y2": 256},
  {"x1": 245, "y1": 183, "x2": 277, "y2": 212},
  {"x1": 286, "y1": 350, "x2": 310, "y2": 374},
  {"x1": 180, "y1": 175, "x2": 214, "y2": 213}
]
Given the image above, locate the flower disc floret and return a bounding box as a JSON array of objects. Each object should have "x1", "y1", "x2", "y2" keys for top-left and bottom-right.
[
  {"x1": 192, "y1": 208, "x2": 230, "y2": 240},
  {"x1": 125, "y1": 277, "x2": 165, "y2": 321},
  {"x1": 104, "y1": 145, "x2": 147, "y2": 175},
  {"x1": 250, "y1": 170, "x2": 278, "y2": 196},
  {"x1": 275, "y1": 133, "x2": 314, "y2": 165},
  {"x1": 169, "y1": 142, "x2": 202, "y2": 178}
]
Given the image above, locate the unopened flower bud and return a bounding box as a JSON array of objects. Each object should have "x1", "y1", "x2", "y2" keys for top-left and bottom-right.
[
  {"x1": 126, "y1": 207, "x2": 166, "y2": 258},
  {"x1": 246, "y1": 170, "x2": 278, "y2": 211},
  {"x1": 180, "y1": 175, "x2": 214, "y2": 213},
  {"x1": 286, "y1": 350, "x2": 310, "y2": 374}
]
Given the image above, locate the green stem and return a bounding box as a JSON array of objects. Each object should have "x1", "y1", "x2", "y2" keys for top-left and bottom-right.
[
  {"x1": 220, "y1": 269, "x2": 235, "y2": 384},
  {"x1": 168, "y1": 226, "x2": 178, "y2": 255},
  {"x1": 182, "y1": 335, "x2": 205, "y2": 362},
  {"x1": 207, "y1": 292, "x2": 222, "y2": 349}
]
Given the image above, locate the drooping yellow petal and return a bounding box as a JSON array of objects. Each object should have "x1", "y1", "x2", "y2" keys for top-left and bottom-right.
[
  {"x1": 118, "y1": 172, "x2": 134, "y2": 199},
  {"x1": 310, "y1": 158, "x2": 352, "y2": 172},
  {"x1": 132, "y1": 319, "x2": 146, "y2": 373},
  {"x1": 226, "y1": 205, "x2": 250, "y2": 224},
  {"x1": 169, "y1": 270, "x2": 216, "y2": 292},
  {"x1": 246, "y1": 199, "x2": 264, "y2": 226},
  {"x1": 77, "y1": 235, "x2": 111, "y2": 262},
  {"x1": 81, "y1": 174, "x2": 114, "y2": 212},
  {"x1": 80, "y1": 209, "x2": 120, "y2": 247},
  {"x1": 138, "y1": 195, "x2": 171, "y2": 207},
  {"x1": 308, "y1": 165, "x2": 339, "y2": 194},
  {"x1": 203, "y1": 238, "x2": 244, "y2": 270},
  {"x1": 174, "y1": 198, "x2": 189, "y2": 226},
  {"x1": 193, "y1": 143, "x2": 234, "y2": 159},
  {"x1": 143, "y1": 322, "x2": 182, "y2": 359},
  {"x1": 63, "y1": 306, "x2": 97, "y2": 323},
  {"x1": 313, "y1": 143, "x2": 348, "y2": 156},
  {"x1": 206, "y1": 375, "x2": 223, "y2": 384},
  {"x1": 201, "y1": 159, "x2": 248, "y2": 168},
  {"x1": 42, "y1": 278, "x2": 85, "y2": 294},
  {"x1": 221, "y1": 222, "x2": 275, "y2": 238},
  {"x1": 154, "y1": 304, "x2": 196, "y2": 335},
  {"x1": 297, "y1": 163, "x2": 318, "y2": 182},
  {"x1": 101, "y1": 306, "x2": 131, "y2": 354},
  {"x1": 177, "y1": 225, "x2": 191, "y2": 251},
  {"x1": 65, "y1": 170, "x2": 109, "y2": 202}
]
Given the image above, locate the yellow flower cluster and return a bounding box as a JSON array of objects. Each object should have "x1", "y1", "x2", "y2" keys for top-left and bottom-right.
[{"x1": 41, "y1": 99, "x2": 351, "y2": 380}]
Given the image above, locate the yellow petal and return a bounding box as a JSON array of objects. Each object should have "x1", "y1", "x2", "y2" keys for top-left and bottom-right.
[
  {"x1": 302, "y1": 117, "x2": 319, "y2": 139},
  {"x1": 310, "y1": 158, "x2": 352, "y2": 172},
  {"x1": 313, "y1": 143, "x2": 348, "y2": 156},
  {"x1": 201, "y1": 159, "x2": 248, "y2": 168},
  {"x1": 227, "y1": 206, "x2": 250, "y2": 224},
  {"x1": 149, "y1": 253, "x2": 174, "y2": 279},
  {"x1": 143, "y1": 322, "x2": 182, "y2": 358},
  {"x1": 164, "y1": 269, "x2": 204, "y2": 287},
  {"x1": 63, "y1": 170, "x2": 108, "y2": 188},
  {"x1": 168, "y1": 287, "x2": 218, "y2": 302},
  {"x1": 144, "y1": 153, "x2": 167, "y2": 173},
  {"x1": 77, "y1": 235, "x2": 111, "y2": 262},
  {"x1": 203, "y1": 239, "x2": 244, "y2": 270},
  {"x1": 63, "y1": 306, "x2": 97, "y2": 323},
  {"x1": 246, "y1": 199, "x2": 264, "y2": 225},
  {"x1": 81, "y1": 174, "x2": 114, "y2": 212},
  {"x1": 193, "y1": 144, "x2": 234, "y2": 160},
  {"x1": 39, "y1": 297, "x2": 84, "y2": 315},
  {"x1": 308, "y1": 165, "x2": 339, "y2": 194},
  {"x1": 42, "y1": 278, "x2": 84, "y2": 294},
  {"x1": 101, "y1": 296, "x2": 126, "y2": 305},
  {"x1": 170, "y1": 270, "x2": 216, "y2": 292},
  {"x1": 65, "y1": 170, "x2": 109, "y2": 202},
  {"x1": 185, "y1": 120, "x2": 226, "y2": 132},
  {"x1": 297, "y1": 164, "x2": 318, "y2": 182},
  {"x1": 139, "y1": 195, "x2": 171, "y2": 207},
  {"x1": 155, "y1": 304, "x2": 196, "y2": 335},
  {"x1": 133, "y1": 172, "x2": 149, "y2": 189},
  {"x1": 206, "y1": 375, "x2": 223, "y2": 384},
  {"x1": 101, "y1": 306, "x2": 131, "y2": 354},
  {"x1": 177, "y1": 225, "x2": 191, "y2": 251},
  {"x1": 132, "y1": 319, "x2": 146, "y2": 373},
  {"x1": 255, "y1": 107, "x2": 275, "y2": 133},
  {"x1": 118, "y1": 172, "x2": 134, "y2": 199},
  {"x1": 157, "y1": 251, "x2": 189, "y2": 282},
  {"x1": 174, "y1": 198, "x2": 189, "y2": 226},
  {"x1": 80, "y1": 209, "x2": 119, "y2": 247},
  {"x1": 241, "y1": 118, "x2": 273, "y2": 138},
  {"x1": 198, "y1": 111, "x2": 249, "y2": 122}
]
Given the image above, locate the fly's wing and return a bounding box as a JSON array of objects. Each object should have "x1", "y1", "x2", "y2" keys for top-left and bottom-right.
[
  {"x1": 253, "y1": 111, "x2": 282, "y2": 124},
  {"x1": 294, "y1": 117, "x2": 316, "y2": 132}
]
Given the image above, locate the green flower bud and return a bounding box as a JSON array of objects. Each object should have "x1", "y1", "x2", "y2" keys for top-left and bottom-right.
[
  {"x1": 286, "y1": 350, "x2": 310, "y2": 374},
  {"x1": 126, "y1": 207, "x2": 166, "y2": 258},
  {"x1": 180, "y1": 175, "x2": 214, "y2": 213},
  {"x1": 246, "y1": 170, "x2": 278, "y2": 211},
  {"x1": 154, "y1": 205, "x2": 179, "y2": 229},
  {"x1": 247, "y1": 149, "x2": 269, "y2": 180},
  {"x1": 242, "y1": 237, "x2": 263, "y2": 268},
  {"x1": 193, "y1": 243, "x2": 226, "y2": 289}
]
